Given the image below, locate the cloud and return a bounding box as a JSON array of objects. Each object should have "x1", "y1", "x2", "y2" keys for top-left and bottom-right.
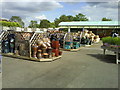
[
  {"x1": 1, "y1": 1, "x2": 63, "y2": 26},
  {"x1": 1, "y1": 1, "x2": 119, "y2": 27},
  {"x1": 73, "y1": 2, "x2": 118, "y2": 21},
  {"x1": 35, "y1": 15, "x2": 47, "y2": 20},
  {"x1": 1, "y1": 2, "x2": 63, "y2": 19},
  {"x1": 87, "y1": 2, "x2": 119, "y2": 8}
]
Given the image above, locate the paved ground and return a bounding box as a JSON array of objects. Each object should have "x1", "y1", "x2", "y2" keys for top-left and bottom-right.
[{"x1": 2, "y1": 42, "x2": 118, "y2": 88}]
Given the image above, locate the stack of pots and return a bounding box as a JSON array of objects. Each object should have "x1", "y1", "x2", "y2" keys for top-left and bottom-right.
[
  {"x1": 32, "y1": 38, "x2": 53, "y2": 59},
  {"x1": 2, "y1": 34, "x2": 15, "y2": 53},
  {"x1": 73, "y1": 42, "x2": 80, "y2": 49},
  {"x1": 2, "y1": 40, "x2": 9, "y2": 53},
  {"x1": 64, "y1": 41, "x2": 72, "y2": 49},
  {"x1": 52, "y1": 40, "x2": 62, "y2": 57},
  {"x1": 8, "y1": 34, "x2": 15, "y2": 53}
]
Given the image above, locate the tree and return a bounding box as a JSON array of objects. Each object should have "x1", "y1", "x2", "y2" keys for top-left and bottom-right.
[
  {"x1": 16, "y1": 22, "x2": 21, "y2": 27},
  {"x1": 67, "y1": 15, "x2": 74, "y2": 21},
  {"x1": 54, "y1": 18, "x2": 61, "y2": 27},
  {"x1": 1, "y1": 21, "x2": 7, "y2": 26},
  {"x1": 102, "y1": 17, "x2": 112, "y2": 21},
  {"x1": 54, "y1": 13, "x2": 89, "y2": 27},
  {"x1": 59, "y1": 15, "x2": 68, "y2": 22},
  {"x1": 50, "y1": 22, "x2": 55, "y2": 28},
  {"x1": 0, "y1": 21, "x2": 21, "y2": 27},
  {"x1": 39, "y1": 19, "x2": 50, "y2": 28},
  {"x1": 10, "y1": 16, "x2": 24, "y2": 27},
  {"x1": 74, "y1": 13, "x2": 89, "y2": 21},
  {"x1": 28, "y1": 20, "x2": 38, "y2": 28}
]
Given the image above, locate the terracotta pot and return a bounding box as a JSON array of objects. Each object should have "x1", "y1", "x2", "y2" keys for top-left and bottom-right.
[
  {"x1": 52, "y1": 41, "x2": 60, "y2": 49},
  {"x1": 47, "y1": 47, "x2": 53, "y2": 54},
  {"x1": 37, "y1": 40, "x2": 43, "y2": 46},
  {"x1": 41, "y1": 48, "x2": 47, "y2": 53},
  {"x1": 41, "y1": 43, "x2": 47, "y2": 49},
  {"x1": 52, "y1": 49, "x2": 59, "y2": 57},
  {"x1": 32, "y1": 44, "x2": 38, "y2": 52},
  {"x1": 52, "y1": 53, "x2": 55, "y2": 57},
  {"x1": 42, "y1": 53, "x2": 49, "y2": 58},
  {"x1": 32, "y1": 44, "x2": 38, "y2": 58},
  {"x1": 59, "y1": 51, "x2": 62, "y2": 55},
  {"x1": 37, "y1": 50, "x2": 42, "y2": 59},
  {"x1": 45, "y1": 42, "x2": 51, "y2": 47}
]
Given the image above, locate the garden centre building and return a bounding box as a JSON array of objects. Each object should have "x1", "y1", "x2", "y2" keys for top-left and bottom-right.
[{"x1": 59, "y1": 21, "x2": 120, "y2": 38}]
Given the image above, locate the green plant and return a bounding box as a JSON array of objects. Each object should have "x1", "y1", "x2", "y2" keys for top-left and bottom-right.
[
  {"x1": 114, "y1": 37, "x2": 120, "y2": 45},
  {"x1": 102, "y1": 36, "x2": 112, "y2": 44},
  {"x1": 102, "y1": 36, "x2": 120, "y2": 45}
]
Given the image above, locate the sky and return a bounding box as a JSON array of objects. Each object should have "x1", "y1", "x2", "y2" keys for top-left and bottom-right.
[{"x1": 0, "y1": 0, "x2": 119, "y2": 27}]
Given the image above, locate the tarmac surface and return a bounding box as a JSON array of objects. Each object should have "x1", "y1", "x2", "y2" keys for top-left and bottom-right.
[{"x1": 2, "y1": 42, "x2": 118, "y2": 88}]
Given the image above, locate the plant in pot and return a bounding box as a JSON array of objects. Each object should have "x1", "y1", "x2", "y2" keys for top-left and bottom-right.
[
  {"x1": 102, "y1": 37, "x2": 112, "y2": 46},
  {"x1": 111, "y1": 37, "x2": 119, "y2": 48},
  {"x1": 114, "y1": 37, "x2": 120, "y2": 48}
]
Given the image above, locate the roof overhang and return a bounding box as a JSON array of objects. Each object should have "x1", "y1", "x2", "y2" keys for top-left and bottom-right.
[{"x1": 59, "y1": 21, "x2": 120, "y2": 29}]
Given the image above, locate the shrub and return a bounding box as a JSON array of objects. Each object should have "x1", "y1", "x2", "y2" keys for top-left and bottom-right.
[
  {"x1": 102, "y1": 37, "x2": 112, "y2": 43},
  {"x1": 115, "y1": 37, "x2": 120, "y2": 45},
  {"x1": 102, "y1": 36, "x2": 120, "y2": 45}
]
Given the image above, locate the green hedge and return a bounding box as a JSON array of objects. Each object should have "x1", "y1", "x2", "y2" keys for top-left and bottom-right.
[
  {"x1": 102, "y1": 36, "x2": 120, "y2": 45},
  {"x1": 0, "y1": 21, "x2": 21, "y2": 27}
]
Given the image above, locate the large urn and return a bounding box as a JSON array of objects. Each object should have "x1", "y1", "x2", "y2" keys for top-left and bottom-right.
[
  {"x1": 9, "y1": 38, "x2": 15, "y2": 53},
  {"x1": 52, "y1": 41, "x2": 60, "y2": 49},
  {"x1": 32, "y1": 44, "x2": 38, "y2": 58},
  {"x1": 2, "y1": 40, "x2": 9, "y2": 53},
  {"x1": 37, "y1": 50, "x2": 42, "y2": 59}
]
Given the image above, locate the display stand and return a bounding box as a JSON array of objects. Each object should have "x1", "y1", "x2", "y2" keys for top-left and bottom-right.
[
  {"x1": 1, "y1": 31, "x2": 62, "y2": 62},
  {"x1": 2, "y1": 53, "x2": 62, "y2": 62},
  {"x1": 101, "y1": 45, "x2": 120, "y2": 64},
  {"x1": 62, "y1": 32, "x2": 82, "y2": 52}
]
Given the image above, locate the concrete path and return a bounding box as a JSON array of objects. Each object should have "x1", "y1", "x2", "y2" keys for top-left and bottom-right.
[{"x1": 2, "y1": 42, "x2": 118, "y2": 88}]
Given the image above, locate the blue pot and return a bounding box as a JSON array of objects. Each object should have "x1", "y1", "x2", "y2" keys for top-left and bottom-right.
[
  {"x1": 2, "y1": 40, "x2": 10, "y2": 53},
  {"x1": 64, "y1": 45, "x2": 71, "y2": 49},
  {"x1": 65, "y1": 42, "x2": 72, "y2": 45}
]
